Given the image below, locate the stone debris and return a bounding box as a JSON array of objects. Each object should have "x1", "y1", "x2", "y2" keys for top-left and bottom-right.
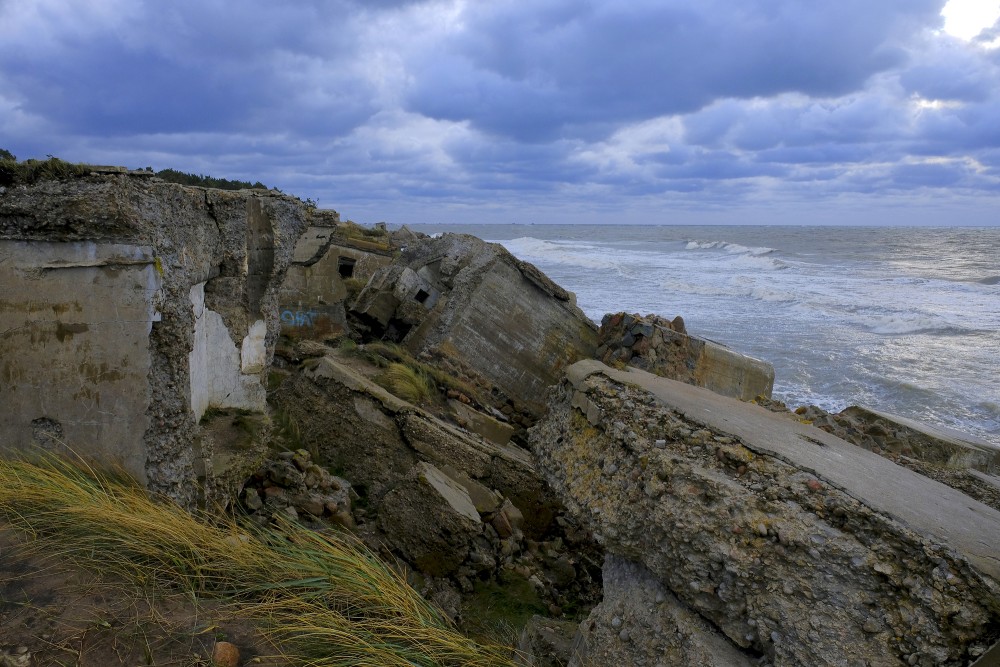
[
  {"x1": 596, "y1": 311, "x2": 774, "y2": 401},
  {"x1": 241, "y1": 448, "x2": 355, "y2": 529},
  {"x1": 530, "y1": 359, "x2": 1000, "y2": 666},
  {"x1": 514, "y1": 615, "x2": 581, "y2": 667}
]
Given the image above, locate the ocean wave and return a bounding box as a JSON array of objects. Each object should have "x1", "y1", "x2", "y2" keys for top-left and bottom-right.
[
  {"x1": 498, "y1": 237, "x2": 623, "y2": 271},
  {"x1": 684, "y1": 239, "x2": 776, "y2": 256},
  {"x1": 729, "y1": 254, "x2": 788, "y2": 271},
  {"x1": 975, "y1": 275, "x2": 1000, "y2": 285},
  {"x1": 660, "y1": 279, "x2": 798, "y2": 303},
  {"x1": 856, "y1": 312, "x2": 971, "y2": 336}
]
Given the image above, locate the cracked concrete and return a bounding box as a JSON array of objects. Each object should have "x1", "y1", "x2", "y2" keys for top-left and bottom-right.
[
  {"x1": 531, "y1": 360, "x2": 1000, "y2": 666},
  {"x1": 0, "y1": 173, "x2": 309, "y2": 506}
]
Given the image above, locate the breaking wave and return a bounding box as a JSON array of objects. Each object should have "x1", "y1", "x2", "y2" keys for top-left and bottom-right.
[
  {"x1": 684, "y1": 239, "x2": 776, "y2": 256},
  {"x1": 497, "y1": 237, "x2": 623, "y2": 271}
]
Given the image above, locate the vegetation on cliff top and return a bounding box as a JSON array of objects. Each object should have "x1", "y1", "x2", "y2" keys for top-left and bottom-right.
[
  {"x1": 0, "y1": 456, "x2": 517, "y2": 666},
  {"x1": 0, "y1": 149, "x2": 270, "y2": 191},
  {"x1": 154, "y1": 167, "x2": 269, "y2": 191}
]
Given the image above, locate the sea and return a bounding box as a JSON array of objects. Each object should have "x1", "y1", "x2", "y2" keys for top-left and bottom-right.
[{"x1": 408, "y1": 224, "x2": 1000, "y2": 448}]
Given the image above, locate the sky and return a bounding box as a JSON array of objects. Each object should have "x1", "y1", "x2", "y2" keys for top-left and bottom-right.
[{"x1": 1, "y1": 0, "x2": 999, "y2": 225}]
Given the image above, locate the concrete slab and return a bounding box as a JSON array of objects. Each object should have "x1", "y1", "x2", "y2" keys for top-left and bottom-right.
[{"x1": 567, "y1": 359, "x2": 1000, "y2": 581}]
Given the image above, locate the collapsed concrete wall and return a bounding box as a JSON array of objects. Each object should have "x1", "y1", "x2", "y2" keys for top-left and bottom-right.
[
  {"x1": 351, "y1": 234, "x2": 598, "y2": 417},
  {"x1": 597, "y1": 311, "x2": 775, "y2": 401},
  {"x1": 530, "y1": 360, "x2": 1000, "y2": 666},
  {"x1": 0, "y1": 172, "x2": 307, "y2": 506},
  {"x1": 798, "y1": 404, "x2": 1000, "y2": 473},
  {"x1": 278, "y1": 216, "x2": 394, "y2": 338}
]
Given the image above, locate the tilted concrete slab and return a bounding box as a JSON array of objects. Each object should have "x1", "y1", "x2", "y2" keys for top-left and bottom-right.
[
  {"x1": 535, "y1": 359, "x2": 1000, "y2": 664},
  {"x1": 567, "y1": 359, "x2": 1000, "y2": 580}
]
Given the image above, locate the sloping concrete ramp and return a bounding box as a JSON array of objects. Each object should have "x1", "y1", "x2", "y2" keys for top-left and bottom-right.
[{"x1": 532, "y1": 359, "x2": 1000, "y2": 666}]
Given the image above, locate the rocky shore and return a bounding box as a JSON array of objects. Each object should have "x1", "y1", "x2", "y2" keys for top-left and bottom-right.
[{"x1": 2, "y1": 171, "x2": 999, "y2": 666}]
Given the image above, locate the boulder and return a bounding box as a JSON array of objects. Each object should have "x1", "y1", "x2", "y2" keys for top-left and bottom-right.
[{"x1": 530, "y1": 359, "x2": 1000, "y2": 666}]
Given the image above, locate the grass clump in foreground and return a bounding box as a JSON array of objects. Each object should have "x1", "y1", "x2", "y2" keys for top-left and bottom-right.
[{"x1": 0, "y1": 456, "x2": 517, "y2": 667}]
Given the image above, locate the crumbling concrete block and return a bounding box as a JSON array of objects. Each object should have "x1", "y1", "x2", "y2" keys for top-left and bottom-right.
[
  {"x1": 270, "y1": 353, "x2": 558, "y2": 537},
  {"x1": 597, "y1": 311, "x2": 774, "y2": 401},
  {"x1": 799, "y1": 404, "x2": 1000, "y2": 473},
  {"x1": 0, "y1": 173, "x2": 308, "y2": 506},
  {"x1": 568, "y1": 555, "x2": 754, "y2": 667},
  {"x1": 278, "y1": 216, "x2": 393, "y2": 339},
  {"x1": 378, "y1": 461, "x2": 482, "y2": 576},
  {"x1": 351, "y1": 234, "x2": 598, "y2": 417},
  {"x1": 530, "y1": 359, "x2": 1000, "y2": 666}
]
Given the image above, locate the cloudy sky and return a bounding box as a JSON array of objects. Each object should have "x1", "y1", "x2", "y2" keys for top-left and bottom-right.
[{"x1": 2, "y1": 0, "x2": 999, "y2": 225}]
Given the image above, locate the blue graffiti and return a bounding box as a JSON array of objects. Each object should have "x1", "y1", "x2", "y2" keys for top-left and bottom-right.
[{"x1": 281, "y1": 310, "x2": 318, "y2": 327}]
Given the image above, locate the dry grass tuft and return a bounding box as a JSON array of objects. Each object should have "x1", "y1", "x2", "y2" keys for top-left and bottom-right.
[
  {"x1": 379, "y1": 362, "x2": 436, "y2": 404},
  {"x1": 0, "y1": 456, "x2": 516, "y2": 667}
]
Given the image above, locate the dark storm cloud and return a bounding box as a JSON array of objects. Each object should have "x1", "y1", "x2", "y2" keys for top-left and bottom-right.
[
  {"x1": 405, "y1": 0, "x2": 943, "y2": 141},
  {"x1": 2, "y1": 0, "x2": 999, "y2": 223},
  {"x1": 0, "y1": 0, "x2": 377, "y2": 136}
]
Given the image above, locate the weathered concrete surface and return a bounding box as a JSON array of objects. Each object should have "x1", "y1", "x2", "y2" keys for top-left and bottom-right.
[
  {"x1": 351, "y1": 234, "x2": 598, "y2": 417},
  {"x1": 597, "y1": 312, "x2": 775, "y2": 401},
  {"x1": 531, "y1": 359, "x2": 1000, "y2": 666},
  {"x1": 0, "y1": 241, "x2": 160, "y2": 481},
  {"x1": 378, "y1": 461, "x2": 484, "y2": 576},
  {"x1": 448, "y1": 398, "x2": 517, "y2": 445},
  {"x1": 278, "y1": 217, "x2": 393, "y2": 338},
  {"x1": 0, "y1": 173, "x2": 308, "y2": 506},
  {"x1": 798, "y1": 404, "x2": 1000, "y2": 473},
  {"x1": 568, "y1": 555, "x2": 754, "y2": 667}
]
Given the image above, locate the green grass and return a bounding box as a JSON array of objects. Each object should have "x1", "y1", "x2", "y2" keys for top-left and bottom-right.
[
  {"x1": 461, "y1": 572, "x2": 550, "y2": 647},
  {"x1": 0, "y1": 456, "x2": 518, "y2": 667}
]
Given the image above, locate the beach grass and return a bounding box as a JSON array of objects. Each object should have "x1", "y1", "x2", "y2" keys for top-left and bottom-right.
[{"x1": 0, "y1": 455, "x2": 517, "y2": 667}]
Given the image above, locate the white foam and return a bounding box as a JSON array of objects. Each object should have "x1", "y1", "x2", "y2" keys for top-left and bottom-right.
[
  {"x1": 685, "y1": 239, "x2": 776, "y2": 256},
  {"x1": 497, "y1": 237, "x2": 624, "y2": 270}
]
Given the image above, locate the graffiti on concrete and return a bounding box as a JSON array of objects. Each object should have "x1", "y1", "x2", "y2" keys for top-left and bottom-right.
[{"x1": 280, "y1": 310, "x2": 318, "y2": 327}]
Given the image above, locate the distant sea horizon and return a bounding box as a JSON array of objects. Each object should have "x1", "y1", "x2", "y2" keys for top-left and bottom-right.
[{"x1": 409, "y1": 223, "x2": 1000, "y2": 448}]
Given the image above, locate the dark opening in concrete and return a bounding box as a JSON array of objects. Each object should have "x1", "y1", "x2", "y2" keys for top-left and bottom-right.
[
  {"x1": 337, "y1": 257, "x2": 356, "y2": 278},
  {"x1": 414, "y1": 289, "x2": 429, "y2": 304}
]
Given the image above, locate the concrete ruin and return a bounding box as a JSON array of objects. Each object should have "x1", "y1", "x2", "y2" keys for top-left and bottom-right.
[
  {"x1": 798, "y1": 404, "x2": 1000, "y2": 473},
  {"x1": 279, "y1": 216, "x2": 394, "y2": 339},
  {"x1": 269, "y1": 352, "x2": 556, "y2": 537},
  {"x1": 597, "y1": 311, "x2": 775, "y2": 401},
  {"x1": 530, "y1": 359, "x2": 1000, "y2": 666},
  {"x1": 0, "y1": 172, "x2": 309, "y2": 506},
  {"x1": 351, "y1": 234, "x2": 598, "y2": 417}
]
